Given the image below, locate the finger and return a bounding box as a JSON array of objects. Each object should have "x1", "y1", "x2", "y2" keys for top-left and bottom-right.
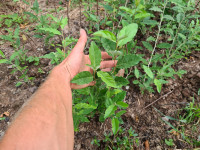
[
  {"x1": 101, "y1": 52, "x2": 112, "y2": 59},
  {"x1": 71, "y1": 81, "x2": 96, "y2": 89},
  {"x1": 116, "y1": 69, "x2": 125, "y2": 77},
  {"x1": 71, "y1": 29, "x2": 87, "y2": 54},
  {"x1": 100, "y1": 60, "x2": 117, "y2": 69},
  {"x1": 61, "y1": 29, "x2": 87, "y2": 64},
  {"x1": 101, "y1": 68, "x2": 112, "y2": 72}
]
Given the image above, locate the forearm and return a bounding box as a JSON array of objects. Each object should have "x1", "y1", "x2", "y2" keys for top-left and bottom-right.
[{"x1": 0, "y1": 66, "x2": 74, "y2": 150}]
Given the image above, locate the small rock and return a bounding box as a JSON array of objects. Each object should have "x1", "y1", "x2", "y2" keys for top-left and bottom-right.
[
  {"x1": 156, "y1": 146, "x2": 162, "y2": 150},
  {"x1": 76, "y1": 143, "x2": 81, "y2": 150}
]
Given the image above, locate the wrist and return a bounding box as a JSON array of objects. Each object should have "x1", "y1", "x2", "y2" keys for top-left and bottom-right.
[{"x1": 50, "y1": 65, "x2": 71, "y2": 85}]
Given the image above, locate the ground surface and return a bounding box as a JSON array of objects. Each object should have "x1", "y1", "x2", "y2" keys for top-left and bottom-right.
[{"x1": 0, "y1": 0, "x2": 200, "y2": 149}]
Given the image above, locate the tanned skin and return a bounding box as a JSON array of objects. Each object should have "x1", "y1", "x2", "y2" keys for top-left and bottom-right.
[{"x1": 0, "y1": 29, "x2": 116, "y2": 150}]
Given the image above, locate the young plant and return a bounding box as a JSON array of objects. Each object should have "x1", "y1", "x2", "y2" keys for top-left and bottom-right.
[{"x1": 72, "y1": 23, "x2": 140, "y2": 134}]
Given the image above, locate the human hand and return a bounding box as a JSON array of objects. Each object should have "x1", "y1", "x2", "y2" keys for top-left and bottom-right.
[{"x1": 59, "y1": 29, "x2": 117, "y2": 89}]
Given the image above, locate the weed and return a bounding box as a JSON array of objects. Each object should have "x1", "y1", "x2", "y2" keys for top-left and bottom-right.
[
  {"x1": 165, "y1": 139, "x2": 174, "y2": 146},
  {"x1": 91, "y1": 127, "x2": 139, "y2": 149}
]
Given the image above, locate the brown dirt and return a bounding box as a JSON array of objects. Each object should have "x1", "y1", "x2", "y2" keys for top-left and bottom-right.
[{"x1": 0, "y1": 0, "x2": 200, "y2": 149}]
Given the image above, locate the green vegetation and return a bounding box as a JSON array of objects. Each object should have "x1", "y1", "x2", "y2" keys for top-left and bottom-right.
[
  {"x1": 0, "y1": 0, "x2": 199, "y2": 148},
  {"x1": 91, "y1": 127, "x2": 139, "y2": 149}
]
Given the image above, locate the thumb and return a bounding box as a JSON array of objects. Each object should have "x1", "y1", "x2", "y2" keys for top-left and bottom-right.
[{"x1": 71, "y1": 29, "x2": 87, "y2": 54}]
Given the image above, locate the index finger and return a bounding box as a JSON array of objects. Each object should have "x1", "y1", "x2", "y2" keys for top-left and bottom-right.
[{"x1": 101, "y1": 52, "x2": 112, "y2": 60}]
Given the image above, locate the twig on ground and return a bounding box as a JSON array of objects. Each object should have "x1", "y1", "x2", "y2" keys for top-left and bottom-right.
[{"x1": 144, "y1": 90, "x2": 174, "y2": 109}]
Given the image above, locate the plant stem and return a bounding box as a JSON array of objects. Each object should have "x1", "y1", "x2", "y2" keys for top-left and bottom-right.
[
  {"x1": 117, "y1": 0, "x2": 129, "y2": 28},
  {"x1": 67, "y1": 0, "x2": 70, "y2": 28},
  {"x1": 168, "y1": 17, "x2": 185, "y2": 57},
  {"x1": 147, "y1": 0, "x2": 168, "y2": 68},
  {"x1": 97, "y1": 0, "x2": 99, "y2": 17},
  {"x1": 61, "y1": 30, "x2": 66, "y2": 58},
  {"x1": 79, "y1": 0, "x2": 82, "y2": 28}
]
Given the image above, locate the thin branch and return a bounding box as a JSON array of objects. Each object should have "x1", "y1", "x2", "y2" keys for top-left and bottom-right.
[
  {"x1": 97, "y1": 0, "x2": 99, "y2": 17},
  {"x1": 147, "y1": 0, "x2": 168, "y2": 67},
  {"x1": 117, "y1": 0, "x2": 129, "y2": 28},
  {"x1": 144, "y1": 90, "x2": 173, "y2": 109},
  {"x1": 79, "y1": 0, "x2": 82, "y2": 28},
  {"x1": 67, "y1": 0, "x2": 70, "y2": 28}
]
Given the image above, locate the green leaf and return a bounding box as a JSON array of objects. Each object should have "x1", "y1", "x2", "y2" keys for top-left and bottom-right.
[
  {"x1": 74, "y1": 103, "x2": 97, "y2": 110},
  {"x1": 14, "y1": 26, "x2": 20, "y2": 38},
  {"x1": 33, "y1": 34, "x2": 43, "y2": 38},
  {"x1": 93, "y1": 30, "x2": 116, "y2": 43},
  {"x1": 24, "y1": 12, "x2": 38, "y2": 20},
  {"x1": 107, "y1": 50, "x2": 123, "y2": 58},
  {"x1": 60, "y1": 17, "x2": 68, "y2": 29},
  {"x1": 163, "y1": 15, "x2": 174, "y2": 21},
  {"x1": 116, "y1": 110, "x2": 126, "y2": 117},
  {"x1": 101, "y1": 38, "x2": 116, "y2": 51},
  {"x1": 116, "y1": 101, "x2": 128, "y2": 108},
  {"x1": 115, "y1": 77, "x2": 129, "y2": 87},
  {"x1": 142, "y1": 41, "x2": 153, "y2": 51},
  {"x1": 165, "y1": 139, "x2": 174, "y2": 146},
  {"x1": 32, "y1": 0, "x2": 39, "y2": 14},
  {"x1": 117, "y1": 54, "x2": 141, "y2": 69},
  {"x1": 154, "y1": 79, "x2": 162, "y2": 93},
  {"x1": 134, "y1": 12, "x2": 150, "y2": 19},
  {"x1": 176, "y1": 13, "x2": 185, "y2": 23},
  {"x1": 119, "y1": 6, "x2": 135, "y2": 15},
  {"x1": 71, "y1": 71, "x2": 93, "y2": 85},
  {"x1": 147, "y1": 36, "x2": 155, "y2": 42},
  {"x1": 0, "y1": 59, "x2": 8, "y2": 64},
  {"x1": 133, "y1": 80, "x2": 140, "y2": 84},
  {"x1": 0, "y1": 117, "x2": 6, "y2": 121},
  {"x1": 0, "y1": 50, "x2": 5, "y2": 58},
  {"x1": 39, "y1": 28, "x2": 61, "y2": 35},
  {"x1": 178, "y1": 33, "x2": 186, "y2": 40},
  {"x1": 143, "y1": 65, "x2": 154, "y2": 79},
  {"x1": 104, "y1": 105, "x2": 117, "y2": 119},
  {"x1": 112, "y1": 118, "x2": 119, "y2": 135},
  {"x1": 97, "y1": 71, "x2": 118, "y2": 88},
  {"x1": 80, "y1": 116, "x2": 90, "y2": 123},
  {"x1": 16, "y1": 82, "x2": 22, "y2": 87},
  {"x1": 117, "y1": 23, "x2": 138, "y2": 47},
  {"x1": 22, "y1": 0, "x2": 30, "y2": 5},
  {"x1": 89, "y1": 42, "x2": 101, "y2": 70},
  {"x1": 142, "y1": 19, "x2": 158, "y2": 25},
  {"x1": 113, "y1": 91, "x2": 126, "y2": 102},
  {"x1": 157, "y1": 43, "x2": 171, "y2": 49},
  {"x1": 134, "y1": 67, "x2": 140, "y2": 78},
  {"x1": 149, "y1": 6, "x2": 162, "y2": 12}
]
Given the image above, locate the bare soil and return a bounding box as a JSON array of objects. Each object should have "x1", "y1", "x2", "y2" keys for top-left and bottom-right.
[{"x1": 0, "y1": 0, "x2": 200, "y2": 149}]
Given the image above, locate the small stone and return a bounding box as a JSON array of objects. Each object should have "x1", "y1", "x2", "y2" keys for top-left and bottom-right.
[{"x1": 156, "y1": 146, "x2": 162, "y2": 150}]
